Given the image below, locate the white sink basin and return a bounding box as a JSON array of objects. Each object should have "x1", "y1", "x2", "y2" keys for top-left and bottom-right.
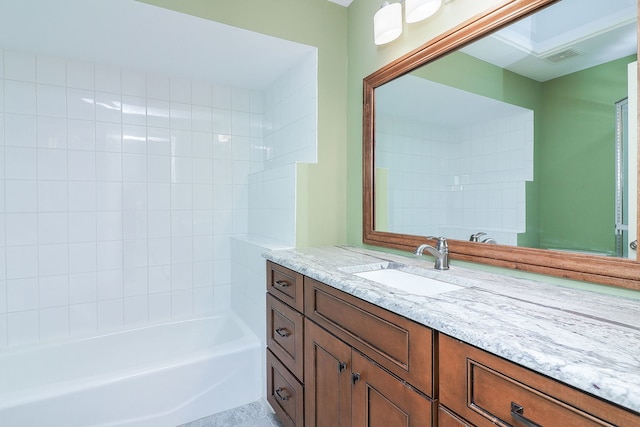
[{"x1": 355, "y1": 268, "x2": 463, "y2": 296}]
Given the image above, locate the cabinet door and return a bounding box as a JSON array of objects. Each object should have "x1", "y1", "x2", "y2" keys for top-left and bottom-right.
[
  {"x1": 438, "y1": 406, "x2": 474, "y2": 427},
  {"x1": 352, "y1": 351, "x2": 433, "y2": 427},
  {"x1": 305, "y1": 320, "x2": 352, "y2": 427}
]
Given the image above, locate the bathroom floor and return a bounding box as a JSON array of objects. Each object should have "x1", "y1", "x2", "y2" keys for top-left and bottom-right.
[{"x1": 179, "y1": 400, "x2": 283, "y2": 427}]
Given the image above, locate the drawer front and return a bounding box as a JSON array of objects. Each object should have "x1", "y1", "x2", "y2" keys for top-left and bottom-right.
[
  {"x1": 439, "y1": 335, "x2": 640, "y2": 427},
  {"x1": 304, "y1": 277, "x2": 433, "y2": 397},
  {"x1": 267, "y1": 293, "x2": 304, "y2": 381},
  {"x1": 267, "y1": 261, "x2": 304, "y2": 312},
  {"x1": 267, "y1": 349, "x2": 304, "y2": 427}
]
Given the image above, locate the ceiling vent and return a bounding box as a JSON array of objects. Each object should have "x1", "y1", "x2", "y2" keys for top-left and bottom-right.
[{"x1": 543, "y1": 48, "x2": 582, "y2": 63}]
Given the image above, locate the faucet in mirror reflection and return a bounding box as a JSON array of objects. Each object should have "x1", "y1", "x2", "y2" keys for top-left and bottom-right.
[{"x1": 469, "y1": 232, "x2": 497, "y2": 244}]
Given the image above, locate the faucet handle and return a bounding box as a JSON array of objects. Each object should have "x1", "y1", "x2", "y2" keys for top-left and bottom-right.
[
  {"x1": 469, "y1": 232, "x2": 486, "y2": 242},
  {"x1": 427, "y1": 236, "x2": 448, "y2": 251}
]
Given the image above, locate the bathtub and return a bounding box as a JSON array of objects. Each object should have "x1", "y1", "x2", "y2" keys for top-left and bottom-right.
[{"x1": 0, "y1": 314, "x2": 262, "y2": 427}]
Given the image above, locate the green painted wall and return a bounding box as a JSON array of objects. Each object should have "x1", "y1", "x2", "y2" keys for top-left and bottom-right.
[
  {"x1": 345, "y1": 0, "x2": 508, "y2": 246},
  {"x1": 136, "y1": 0, "x2": 630, "y2": 254},
  {"x1": 413, "y1": 53, "x2": 634, "y2": 252},
  {"x1": 344, "y1": 0, "x2": 634, "y2": 254},
  {"x1": 136, "y1": 0, "x2": 349, "y2": 247},
  {"x1": 538, "y1": 55, "x2": 635, "y2": 254}
]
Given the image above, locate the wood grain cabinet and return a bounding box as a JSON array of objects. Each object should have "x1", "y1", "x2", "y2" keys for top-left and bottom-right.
[
  {"x1": 267, "y1": 261, "x2": 435, "y2": 427},
  {"x1": 267, "y1": 260, "x2": 639, "y2": 427},
  {"x1": 266, "y1": 261, "x2": 305, "y2": 427},
  {"x1": 438, "y1": 334, "x2": 640, "y2": 427},
  {"x1": 305, "y1": 319, "x2": 433, "y2": 427}
]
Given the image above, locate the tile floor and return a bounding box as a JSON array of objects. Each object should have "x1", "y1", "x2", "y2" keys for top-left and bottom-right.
[{"x1": 179, "y1": 399, "x2": 283, "y2": 427}]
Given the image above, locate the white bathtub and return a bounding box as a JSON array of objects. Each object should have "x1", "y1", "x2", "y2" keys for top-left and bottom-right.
[{"x1": 0, "y1": 314, "x2": 262, "y2": 427}]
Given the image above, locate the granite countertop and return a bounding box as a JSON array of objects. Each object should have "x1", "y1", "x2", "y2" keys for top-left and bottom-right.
[{"x1": 263, "y1": 245, "x2": 640, "y2": 414}]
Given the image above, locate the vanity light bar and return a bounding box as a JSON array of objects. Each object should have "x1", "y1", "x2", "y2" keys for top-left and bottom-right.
[{"x1": 374, "y1": 0, "x2": 450, "y2": 45}]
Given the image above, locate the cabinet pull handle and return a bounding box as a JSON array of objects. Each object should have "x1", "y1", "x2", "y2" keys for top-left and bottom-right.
[
  {"x1": 351, "y1": 372, "x2": 361, "y2": 384},
  {"x1": 275, "y1": 280, "x2": 290, "y2": 288},
  {"x1": 275, "y1": 387, "x2": 290, "y2": 401},
  {"x1": 275, "y1": 328, "x2": 290, "y2": 338},
  {"x1": 338, "y1": 362, "x2": 347, "y2": 372},
  {"x1": 511, "y1": 402, "x2": 542, "y2": 427}
]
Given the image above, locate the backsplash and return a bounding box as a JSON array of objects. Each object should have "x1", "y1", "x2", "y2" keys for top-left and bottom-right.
[{"x1": 0, "y1": 48, "x2": 317, "y2": 347}]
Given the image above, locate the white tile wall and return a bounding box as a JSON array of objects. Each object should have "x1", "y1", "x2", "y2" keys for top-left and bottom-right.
[
  {"x1": 0, "y1": 48, "x2": 274, "y2": 347},
  {"x1": 263, "y1": 52, "x2": 318, "y2": 169},
  {"x1": 229, "y1": 50, "x2": 317, "y2": 399}
]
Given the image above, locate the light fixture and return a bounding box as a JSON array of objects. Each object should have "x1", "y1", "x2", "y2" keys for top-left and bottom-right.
[
  {"x1": 374, "y1": 1, "x2": 403, "y2": 46},
  {"x1": 374, "y1": 0, "x2": 449, "y2": 45},
  {"x1": 405, "y1": 0, "x2": 443, "y2": 24}
]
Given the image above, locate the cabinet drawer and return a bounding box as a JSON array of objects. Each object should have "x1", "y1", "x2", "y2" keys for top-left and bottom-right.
[
  {"x1": 267, "y1": 349, "x2": 304, "y2": 427},
  {"x1": 304, "y1": 277, "x2": 434, "y2": 397},
  {"x1": 267, "y1": 261, "x2": 304, "y2": 312},
  {"x1": 439, "y1": 334, "x2": 640, "y2": 427},
  {"x1": 267, "y1": 293, "x2": 304, "y2": 381}
]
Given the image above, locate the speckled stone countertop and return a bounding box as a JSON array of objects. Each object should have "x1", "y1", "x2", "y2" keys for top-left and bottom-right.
[{"x1": 263, "y1": 245, "x2": 640, "y2": 414}]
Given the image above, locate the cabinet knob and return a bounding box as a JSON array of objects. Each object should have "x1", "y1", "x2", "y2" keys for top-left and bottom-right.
[
  {"x1": 275, "y1": 280, "x2": 290, "y2": 288},
  {"x1": 351, "y1": 372, "x2": 361, "y2": 384},
  {"x1": 275, "y1": 387, "x2": 290, "y2": 401},
  {"x1": 338, "y1": 362, "x2": 347, "y2": 372},
  {"x1": 275, "y1": 327, "x2": 290, "y2": 338}
]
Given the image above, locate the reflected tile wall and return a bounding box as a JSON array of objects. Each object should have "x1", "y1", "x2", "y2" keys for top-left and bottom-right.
[
  {"x1": 0, "y1": 48, "x2": 264, "y2": 347},
  {"x1": 377, "y1": 110, "x2": 533, "y2": 244}
]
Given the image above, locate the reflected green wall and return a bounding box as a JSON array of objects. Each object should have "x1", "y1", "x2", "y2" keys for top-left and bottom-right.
[
  {"x1": 538, "y1": 55, "x2": 635, "y2": 254},
  {"x1": 388, "y1": 51, "x2": 635, "y2": 253}
]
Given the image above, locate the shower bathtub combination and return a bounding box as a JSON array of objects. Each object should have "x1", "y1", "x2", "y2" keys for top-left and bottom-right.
[{"x1": 0, "y1": 314, "x2": 262, "y2": 427}]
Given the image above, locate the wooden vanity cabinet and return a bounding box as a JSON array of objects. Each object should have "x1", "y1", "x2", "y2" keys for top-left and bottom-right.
[
  {"x1": 351, "y1": 350, "x2": 433, "y2": 426},
  {"x1": 305, "y1": 319, "x2": 433, "y2": 427},
  {"x1": 267, "y1": 261, "x2": 435, "y2": 426},
  {"x1": 304, "y1": 276, "x2": 434, "y2": 397},
  {"x1": 266, "y1": 261, "x2": 305, "y2": 427},
  {"x1": 438, "y1": 334, "x2": 640, "y2": 427},
  {"x1": 437, "y1": 406, "x2": 473, "y2": 427},
  {"x1": 304, "y1": 320, "x2": 352, "y2": 426}
]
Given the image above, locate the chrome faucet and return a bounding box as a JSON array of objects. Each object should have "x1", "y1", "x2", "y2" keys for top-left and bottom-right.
[
  {"x1": 470, "y1": 232, "x2": 497, "y2": 244},
  {"x1": 469, "y1": 232, "x2": 486, "y2": 242},
  {"x1": 414, "y1": 237, "x2": 449, "y2": 270}
]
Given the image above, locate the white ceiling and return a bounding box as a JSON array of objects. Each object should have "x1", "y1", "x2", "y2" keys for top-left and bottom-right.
[
  {"x1": 461, "y1": 0, "x2": 637, "y2": 82},
  {"x1": 377, "y1": 0, "x2": 638, "y2": 128},
  {"x1": 377, "y1": 75, "x2": 530, "y2": 127},
  {"x1": 0, "y1": 0, "x2": 315, "y2": 89},
  {"x1": 327, "y1": 0, "x2": 354, "y2": 7}
]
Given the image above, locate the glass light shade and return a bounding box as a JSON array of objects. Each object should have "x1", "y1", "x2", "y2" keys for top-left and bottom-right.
[
  {"x1": 405, "y1": 0, "x2": 443, "y2": 23},
  {"x1": 374, "y1": 2, "x2": 402, "y2": 45}
]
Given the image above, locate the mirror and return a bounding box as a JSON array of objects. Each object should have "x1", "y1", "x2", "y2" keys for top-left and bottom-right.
[{"x1": 363, "y1": 0, "x2": 640, "y2": 290}]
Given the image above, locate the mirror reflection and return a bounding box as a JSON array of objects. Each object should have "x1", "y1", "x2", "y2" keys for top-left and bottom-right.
[{"x1": 374, "y1": 0, "x2": 638, "y2": 258}]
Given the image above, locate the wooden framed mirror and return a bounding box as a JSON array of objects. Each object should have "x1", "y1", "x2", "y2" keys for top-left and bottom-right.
[{"x1": 363, "y1": 0, "x2": 640, "y2": 290}]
